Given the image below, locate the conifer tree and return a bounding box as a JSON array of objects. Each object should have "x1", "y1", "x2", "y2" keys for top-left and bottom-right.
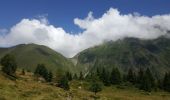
[
  {"x1": 0, "y1": 54, "x2": 17, "y2": 76},
  {"x1": 145, "y1": 68, "x2": 155, "y2": 88},
  {"x1": 137, "y1": 68, "x2": 145, "y2": 89},
  {"x1": 79, "y1": 71, "x2": 84, "y2": 80},
  {"x1": 157, "y1": 79, "x2": 163, "y2": 90},
  {"x1": 139, "y1": 68, "x2": 154, "y2": 92},
  {"x1": 73, "y1": 73, "x2": 78, "y2": 80},
  {"x1": 34, "y1": 64, "x2": 48, "y2": 81},
  {"x1": 110, "y1": 68, "x2": 121, "y2": 84},
  {"x1": 127, "y1": 68, "x2": 136, "y2": 84},
  {"x1": 66, "y1": 71, "x2": 72, "y2": 81},
  {"x1": 47, "y1": 71, "x2": 53, "y2": 82},
  {"x1": 163, "y1": 72, "x2": 170, "y2": 92},
  {"x1": 101, "y1": 68, "x2": 110, "y2": 86},
  {"x1": 137, "y1": 68, "x2": 144, "y2": 85},
  {"x1": 141, "y1": 73, "x2": 152, "y2": 92}
]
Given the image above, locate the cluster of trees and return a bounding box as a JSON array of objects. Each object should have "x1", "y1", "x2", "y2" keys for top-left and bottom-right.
[
  {"x1": 125, "y1": 68, "x2": 170, "y2": 92},
  {"x1": 1, "y1": 54, "x2": 170, "y2": 93},
  {"x1": 86, "y1": 67, "x2": 122, "y2": 86},
  {"x1": 83, "y1": 67, "x2": 122, "y2": 94},
  {"x1": 85, "y1": 67, "x2": 170, "y2": 93},
  {"x1": 34, "y1": 64, "x2": 53, "y2": 82},
  {"x1": 34, "y1": 64, "x2": 72, "y2": 90},
  {"x1": 126, "y1": 68, "x2": 155, "y2": 92}
]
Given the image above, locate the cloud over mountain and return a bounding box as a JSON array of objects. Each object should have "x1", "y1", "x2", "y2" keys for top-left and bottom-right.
[{"x1": 0, "y1": 8, "x2": 170, "y2": 57}]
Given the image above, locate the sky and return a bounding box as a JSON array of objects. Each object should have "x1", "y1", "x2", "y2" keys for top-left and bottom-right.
[{"x1": 0, "y1": 0, "x2": 170, "y2": 57}]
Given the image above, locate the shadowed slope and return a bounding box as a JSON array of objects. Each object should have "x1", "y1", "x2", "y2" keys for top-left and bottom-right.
[{"x1": 75, "y1": 37, "x2": 170, "y2": 77}]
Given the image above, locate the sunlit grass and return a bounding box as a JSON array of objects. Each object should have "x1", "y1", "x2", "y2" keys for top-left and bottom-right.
[{"x1": 0, "y1": 71, "x2": 169, "y2": 100}]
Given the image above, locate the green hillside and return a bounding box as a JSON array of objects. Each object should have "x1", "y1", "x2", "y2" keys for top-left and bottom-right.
[
  {"x1": 0, "y1": 44, "x2": 75, "y2": 73},
  {"x1": 75, "y1": 37, "x2": 170, "y2": 77}
]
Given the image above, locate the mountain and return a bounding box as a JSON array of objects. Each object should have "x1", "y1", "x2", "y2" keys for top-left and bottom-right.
[
  {"x1": 0, "y1": 44, "x2": 75, "y2": 73},
  {"x1": 74, "y1": 37, "x2": 170, "y2": 77}
]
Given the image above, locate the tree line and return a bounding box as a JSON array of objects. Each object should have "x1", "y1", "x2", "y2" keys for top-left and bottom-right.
[
  {"x1": 1, "y1": 54, "x2": 170, "y2": 93},
  {"x1": 87, "y1": 67, "x2": 170, "y2": 92}
]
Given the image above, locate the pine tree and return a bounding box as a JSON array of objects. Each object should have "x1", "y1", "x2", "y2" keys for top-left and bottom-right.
[
  {"x1": 157, "y1": 79, "x2": 163, "y2": 89},
  {"x1": 127, "y1": 68, "x2": 136, "y2": 84},
  {"x1": 137, "y1": 68, "x2": 144, "y2": 84},
  {"x1": 79, "y1": 71, "x2": 84, "y2": 80},
  {"x1": 0, "y1": 54, "x2": 17, "y2": 76},
  {"x1": 145, "y1": 68, "x2": 155, "y2": 88},
  {"x1": 101, "y1": 68, "x2": 110, "y2": 86},
  {"x1": 110, "y1": 68, "x2": 121, "y2": 84},
  {"x1": 34, "y1": 64, "x2": 48, "y2": 81},
  {"x1": 137, "y1": 68, "x2": 145, "y2": 89},
  {"x1": 47, "y1": 71, "x2": 53, "y2": 82},
  {"x1": 139, "y1": 68, "x2": 154, "y2": 92},
  {"x1": 141, "y1": 73, "x2": 152, "y2": 92},
  {"x1": 66, "y1": 71, "x2": 72, "y2": 81},
  {"x1": 58, "y1": 75, "x2": 70, "y2": 90},
  {"x1": 73, "y1": 73, "x2": 78, "y2": 80},
  {"x1": 163, "y1": 72, "x2": 170, "y2": 92}
]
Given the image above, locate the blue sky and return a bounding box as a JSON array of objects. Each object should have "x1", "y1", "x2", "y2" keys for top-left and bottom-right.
[
  {"x1": 0, "y1": 0, "x2": 170, "y2": 57},
  {"x1": 0, "y1": 0, "x2": 170, "y2": 33}
]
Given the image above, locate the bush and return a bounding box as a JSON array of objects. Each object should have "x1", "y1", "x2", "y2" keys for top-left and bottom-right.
[{"x1": 89, "y1": 81, "x2": 102, "y2": 95}]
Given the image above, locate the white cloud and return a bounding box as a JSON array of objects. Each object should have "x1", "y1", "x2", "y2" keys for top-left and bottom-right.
[
  {"x1": 36, "y1": 14, "x2": 49, "y2": 25},
  {"x1": 0, "y1": 28, "x2": 8, "y2": 36},
  {"x1": 0, "y1": 8, "x2": 170, "y2": 58}
]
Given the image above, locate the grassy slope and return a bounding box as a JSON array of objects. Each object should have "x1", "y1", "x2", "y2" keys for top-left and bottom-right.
[
  {"x1": 75, "y1": 37, "x2": 170, "y2": 77},
  {"x1": 0, "y1": 44, "x2": 76, "y2": 73},
  {"x1": 0, "y1": 71, "x2": 170, "y2": 100}
]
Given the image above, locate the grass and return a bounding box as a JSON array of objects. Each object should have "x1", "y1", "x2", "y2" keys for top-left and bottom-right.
[
  {"x1": 0, "y1": 71, "x2": 170, "y2": 100},
  {"x1": 0, "y1": 44, "x2": 75, "y2": 74}
]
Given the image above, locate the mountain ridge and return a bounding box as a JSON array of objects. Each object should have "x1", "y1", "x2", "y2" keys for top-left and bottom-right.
[
  {"x1": 0, "y1": 43, "x2": 76, "y2": 73},
  {"x1": 74, "y1": 37, "x2": 170, "y2": 77}
]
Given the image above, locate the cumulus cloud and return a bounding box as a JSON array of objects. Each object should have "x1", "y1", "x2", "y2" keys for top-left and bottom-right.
[
  {"x1": 0, "y1": 28, "x2": 8, "y2": 36},
  {"x1": 0, "y1": 8, "x2": 170, "y2": 57}
]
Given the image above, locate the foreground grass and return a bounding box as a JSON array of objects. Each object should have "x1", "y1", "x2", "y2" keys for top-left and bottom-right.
[{"x1": 0, "y1": 72, "x2": 170, "y2": 100}]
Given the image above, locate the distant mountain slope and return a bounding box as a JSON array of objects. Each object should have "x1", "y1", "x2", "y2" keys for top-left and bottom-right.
[
  {"x1": 0, "y1": 44, "x2": 75, "y2": 73},
  {"x1": 75, "y1": 37, "x2": 170, "y2": 77}
]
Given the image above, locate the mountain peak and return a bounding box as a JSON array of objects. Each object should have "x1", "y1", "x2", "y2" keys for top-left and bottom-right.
[
  {"x1": 0, "y1": 43, "x2": 75, "y2": 73},
  {"x1": 75, "y1": 37, "x2": 170, "y2": 77}
]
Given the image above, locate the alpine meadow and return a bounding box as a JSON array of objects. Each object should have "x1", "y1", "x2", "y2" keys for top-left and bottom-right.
[{"x1": 0, "y1": 0, "x2": 170, "y2": 100}]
